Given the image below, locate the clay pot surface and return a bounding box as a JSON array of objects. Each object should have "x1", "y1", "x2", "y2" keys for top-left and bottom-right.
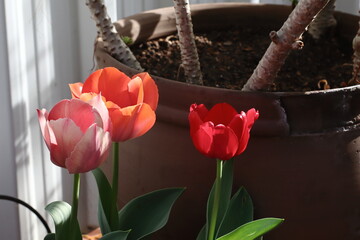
[{"x1": 95, "y1": 3, "x2": 360, "y2": 240}]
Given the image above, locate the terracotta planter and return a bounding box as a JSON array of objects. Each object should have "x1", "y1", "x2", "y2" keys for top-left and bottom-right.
[{"x1": 95, "y1": 3, "x2": 360, "y2": 240}]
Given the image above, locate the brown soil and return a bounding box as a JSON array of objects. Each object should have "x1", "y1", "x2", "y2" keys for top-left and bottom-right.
[{"x1": 131, "y1": 25, "x2": 355, "y2": 92}]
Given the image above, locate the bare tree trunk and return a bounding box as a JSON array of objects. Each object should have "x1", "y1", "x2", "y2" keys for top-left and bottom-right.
[
  {"x1": 349, "y1": 21, "x2": 360, "y2": 85},
  {"x1": 173, "y1": 0, "x2": 203, "y2": 85},
  {"x1": 242, "y1": 0, "x2": 329, "y2": 91},
  {"x1": 308, "y1": 0, "x2": 337, "y2": 40},
  {"x1": 86, "y1": 0, "x2": 143, "y2": 71}
]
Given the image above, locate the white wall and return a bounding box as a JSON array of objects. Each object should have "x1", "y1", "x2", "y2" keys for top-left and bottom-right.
[
  {"x1": 0, "y1": 0, "x2": 358, "y2": 239},
  {"x1": 1, "y1": 0, "x2": 79, "y2": 239},
  {"x1": 0, "y1": 1, "x2": 20, "y2": 239}
]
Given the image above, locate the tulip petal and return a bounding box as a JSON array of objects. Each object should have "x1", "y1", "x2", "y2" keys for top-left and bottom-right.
[
  {"x1": 79, "y1": 92, "x2": 99, "y2": 102},
  {"x1": 189, "y1": 103, "x2": 259, "y2": 159},
  {"x1": 134, "y1": 72, "x2": 159, "y2": 110},
  {"x1": 99, "y1": 68, "x2": 132, "y2": 107},
  {"x1": 193, "y1": 122, "x2": 238, "y2": 160},
  {"x1": 66, "y1": 124, "x2": 111, "y2": 173},
  {"x1": 236, "y1": 108, "x2": 259, "y2": 155},
  {"x1": 189, "y1": 104, "x2": 208, "y2": 137},
  {"x1": 37, "y1": 109, "x2": 51, "y2": 149},
  {"x1": 109, "y1": 103, "x2": 156, "y2": 142},
  {"x1": 48, "y1": 118, "x2": 84, "y2": 168},
  {"x1": 209, "y1": 124, "x2": 239, "y2": 160},
  {"x1": 127, "y1": 76, "x2": 144, "y2": 105},
  {"x1": 69, "y1": 82, "x2": 84, "y2": 98},
  {"x1": 85, "y1": 93, "x2": 112, "y2": 133},
  {"x1": 246, "y1": 108, "x2": 260, "y2": 129},
  {"x1": 48, "y1": 99, "x2": 101, "y2": 133},
  {"x1": 81, "y1": 68, "x2": 103, "y2": 93},
  {"x1": 228, "y1": 112, "x2": 248, "y2": 155},
  {"x1": 83, "y1": 67, "x2": 133, "y2": 108},
  {"x1": 105, "y1": 100, "x2": 121, "y2": 110},
  {"x1": 190, "y1": 104, "x2": 208, "y2": 120},
  {"x1": 204, "y1": 103, "x2": 238, "y2": 126},
  {"x1": 191, "y1": 122, "x2": 213, "y2": 157}
]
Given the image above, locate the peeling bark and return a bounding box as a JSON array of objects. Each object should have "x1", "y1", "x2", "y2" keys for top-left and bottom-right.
[
  {"x1": 86, "y1": 0, "x2": 143, "y2": 71},
  {"x1": 173, "y1": 0, "x2": 203, "y2": 85},
  {"x1": 308, "y1": 0, "x2": 337, "y2": 40},
  {"x1": 242, "y1": 0, "x2": 329, "y2": 91}
]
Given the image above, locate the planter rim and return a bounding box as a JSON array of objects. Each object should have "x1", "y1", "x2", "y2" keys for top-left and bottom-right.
[
  {"x1": 125, "y1": 3, "x2": 287, "y2": 16},
  {"x1": 112, "y1": 2, "x2": 360, "y2": 95},
  {"x1": 96, "y1": 39, "x2": 360, "y2": 97},
  {"x1": 95, "y1": 3, "x2": 360, "y2": 135}
]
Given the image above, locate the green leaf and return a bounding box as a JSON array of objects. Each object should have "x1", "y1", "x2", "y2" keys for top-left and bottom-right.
[
  {"x1": 118, "y1": 188, "x2": 185, "y2": 240},
  {"x1": 45, "y1": 201, "x2": 82, "y2": 240},
  {"x1": 196, "y1": 225, "x2": 206, "y2": 240},
  {"x1": 100, "y1": 230, "x2": 131, "y2": 240},
  {"x1": 44, "y1": 233, "x2": 55, "y2": 240},
  {"x1": 97, "y1": 199, "x2": 112, "y2": 234},
  {"x1": 216, "y1": 218, "x2": 284, "y2": 240},
  {"x1": 92, "y1": 168, "x2": 120, "y2": 234},
  {"x1": 217, "y1": 187, "x2": 254, "y2": 238},
  {"x1": 206, "y1": 158, "x2": 234, "y2": 239},
  {"x1": 45, "y1": 201, "x2": 71, "y2": 236},
  {"x1": 121, "y1": 36, "x2": 133, "y2": 45}
]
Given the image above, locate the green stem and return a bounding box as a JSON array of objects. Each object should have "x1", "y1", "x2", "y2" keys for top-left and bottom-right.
[
  {"x1": 208, "y1": 159, "x2": 223, "y2": 240},
  {"x1": 70, "y1": 173, "x2": 80, "y2": 226},
  {"x1": 112, "y1": 142, "x2": 119, "y2": 208}
]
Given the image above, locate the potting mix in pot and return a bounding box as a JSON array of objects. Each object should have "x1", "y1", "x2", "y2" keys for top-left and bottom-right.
[{"x1": 131, "y1": 25, "x2": 353, "y2": 92}]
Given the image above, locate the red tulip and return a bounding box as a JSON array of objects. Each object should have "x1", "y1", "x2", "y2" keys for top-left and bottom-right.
[
  {"x1": 37, "y1": 97, "x2": 112, "y2": 173},
  {"x1": 69, "y1": 67, "x2": 159, "y2": 142},
  {"x1": 188, "y1": 103, "x2": 259, "y2": 160}
]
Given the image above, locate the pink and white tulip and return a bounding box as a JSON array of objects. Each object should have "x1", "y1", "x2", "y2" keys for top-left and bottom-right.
[{"x1": 37, "y1": 97, "x2": 112, "y2": 173}]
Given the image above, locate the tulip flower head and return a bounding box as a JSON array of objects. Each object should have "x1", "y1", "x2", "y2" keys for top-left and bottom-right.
[
  {"x1": 188, "y1": 103, "x2": 259, "y2": 160},
  {"x1": 69, "y1": 67, "x2": 159, "y2": 142},
  {"x1": 37, "y1": 97, "x2": 112, "y2": 173}
]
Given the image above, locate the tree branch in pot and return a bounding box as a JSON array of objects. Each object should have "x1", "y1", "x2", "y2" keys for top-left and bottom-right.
[
  {"x1": 242, "y1": 0, "x2": 330, "y2": 91},
  {"x1": 173, "y1": 0, "x2": 203, "y2": 85},
  {"x1": 86, "y1": 0, "x2": 143, "y2": 71}
]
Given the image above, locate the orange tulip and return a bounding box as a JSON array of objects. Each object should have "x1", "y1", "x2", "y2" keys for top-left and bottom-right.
[{"x1": 69, "y1": 67, "x2": 159, "y2": 142}]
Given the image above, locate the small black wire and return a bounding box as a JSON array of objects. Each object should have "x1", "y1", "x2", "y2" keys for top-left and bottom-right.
[{"x1": 0, "y1": 194, "x2": 51, "y2": 234}]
